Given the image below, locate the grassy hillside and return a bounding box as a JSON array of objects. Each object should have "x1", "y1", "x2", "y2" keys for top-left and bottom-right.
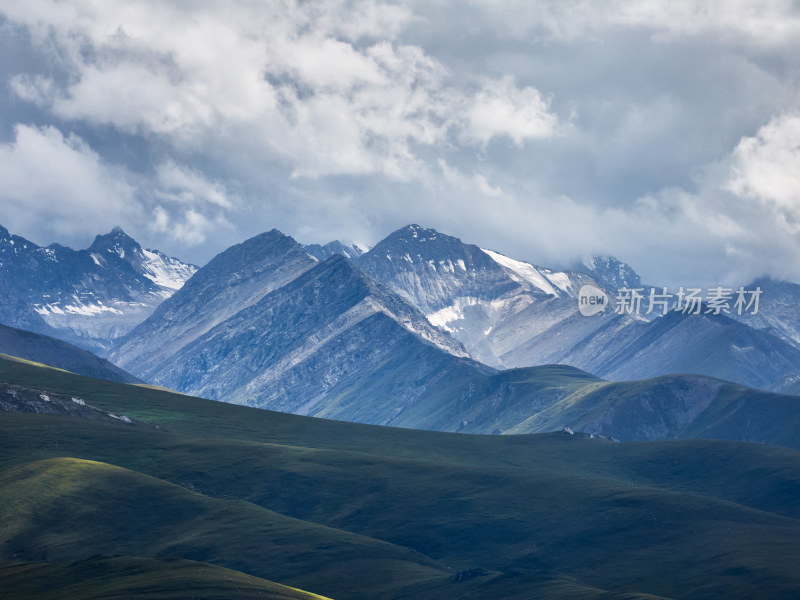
[
  {"x1": 0, "y1": 323, "x2": 141, "y2": 384},
  {"x1": 3, "y1": 355, "x2": 800, "y2": 598},
  {"x1": 508, "y1": 374, "x2": 800, "y2": 447},
  {"x1": 0, "y1": 557, "x2": 332, "y2": 600},
  {"x1": 0, "y1": 457, "x2": 442, "y2": 598}
]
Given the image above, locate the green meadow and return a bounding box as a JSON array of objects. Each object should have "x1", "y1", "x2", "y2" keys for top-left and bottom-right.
[{"x1": 2, "y1": 355, "x2": 800, "y2": 599}]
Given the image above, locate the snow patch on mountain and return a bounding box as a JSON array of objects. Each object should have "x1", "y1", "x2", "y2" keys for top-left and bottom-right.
[
  {"x1": 140, "y1": 248, "x2": 198, "y2": 290},
  {"x1": 544, "y1": 271, "x2": 574, "y2": 295},
  {"x1": 427, "y1": 299, "x2": 477, "y2": 333},
  {"x1": 304, "y1": 240, "x2": 367, "y2": 261},
  {"x1": 481, "y1": 249, "x2": 568, "y2": 297},
  {"x1": 33, "y1": 300, "x2": 128, "y2": 316}
]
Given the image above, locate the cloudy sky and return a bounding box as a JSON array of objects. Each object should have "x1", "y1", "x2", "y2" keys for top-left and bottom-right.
[{"x1": 1, "y1": 0, "x2": 799, "y2": 287}]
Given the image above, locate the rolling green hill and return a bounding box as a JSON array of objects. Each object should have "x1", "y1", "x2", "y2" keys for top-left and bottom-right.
[
  {"x1": 0, "y1": 457, "x2": 442, "y2": 599},
  {"x1": 506, "y1": 373, "x2": 800, "y2": 446},
  {"x1": 3, "y1": 354, "x2": 800, "y2": 598},
  {"x1": 0, "y1": 556, "x2": 332, "y2": 600}
]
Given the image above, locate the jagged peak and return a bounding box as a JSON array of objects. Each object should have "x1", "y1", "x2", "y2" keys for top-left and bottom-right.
[
  {"x1": 367, "y1": 225, "x2": 468, "y2": 255},
  {"x1": 584, "y1": 255, "x2": 642, "y2": 290},
  {"x1": 393, "y1": 224, "x2": 445, "y2": 242},
  {"x1": 89, "y1": 227, "x2": 141, "y2": 255},
  {"x1": 305, "y1": 239, "x2": 366, "y2": 261}
]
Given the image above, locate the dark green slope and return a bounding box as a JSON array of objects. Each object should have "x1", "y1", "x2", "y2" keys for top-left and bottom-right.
[
  {"x1": 507, "y1": 374, "x2": 800, "y2": 447},
  {"x1": 0, "y1": 559, "x2": 666, "y2": 600},
  {"x1": 4, "y1": 357, "x2": 800, "y2": 598},
  {"x1": 0, "y1": 324, "x2": 140, "y2": 383},
  {"x1": 0, "y1": 556, "x2": 332, "y2": 600},
  {"x1": 384, "y1": 363, "x2": 602, "y2": 433},
  {"x1": 3, "y1": 423, "x2": 799, "y2": 600},
  {"x1": 0, "y1": 457, "x2": 444, "y2": 599}
]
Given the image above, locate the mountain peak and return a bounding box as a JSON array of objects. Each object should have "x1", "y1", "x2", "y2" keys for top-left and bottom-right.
[
  {"x1": 89, "y1": 227, "x2": 141, "y2": 258},
  {"x1": 188, "y1": 229, "x2": 311, "y2": 284},
  {"x1": 312, "y1": 253, "x2": 371, "y2": 285},
  {"x1": 305, "y1": 240, "x2": 365, "y2": 261},
  {"x1": 364, "y1": 225, "x2": 467, "y2": 258},
  {"x1": 393, "y1": 224, "x2": 444, "y2": 243},
  {"x1": 585, "y1": 255, "x2": 641, "y2": 290}
]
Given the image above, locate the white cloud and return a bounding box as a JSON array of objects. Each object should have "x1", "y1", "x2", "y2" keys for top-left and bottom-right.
[
  {"x1": 149, "y1": 160, "x2": 235, "y2": 245},
  {"x1": 155, "y1": 160, "x2": 233, "y2": 210},
  {"x1": 462, "y1": 75, "x2": 558, "y2": 146},
  {"x1": 2, "y1": 0, "x2": 559, "y2": 181},
  {"x1": 725, "y1": 113, "x2": 800, "y2": 233},
  {"x1": 9, "y1": 73, "x2": 56, "y2": 105},
  {"x1": 615, "y1": 0, "x2": 800, "y2": 46},
  {"x1": 0, "y1": 124, "x2": 138, "y2": 240},
  {"x1": 460, "y1": 0, "x2": 800, "y2": 45},
  {"x1": 151, "y1": 205, "x2": 226, "y2": 246},
  {"x1": 0, "y1": 123, "x2": 234, "y2": 249},
  {"x1": 2, "y1": 0, "x2": 800, "y2": 287}
]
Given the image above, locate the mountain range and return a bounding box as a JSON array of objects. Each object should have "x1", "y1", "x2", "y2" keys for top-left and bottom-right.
[
  {"x1": 352, "y1": 225, "x2": 800, "y2": 394},
  {"x1": 4, "y1": 221, "x2": 800, "y2": 444},
  {"x1": 0, "y1": 225, "x2": 196, "y2": 353},
  {"x1": 104, "y1": 225, "x2": 800, "y2": 445},
  {"x1": 4, "y1": 222, "x2": 800, "y2": 598}
]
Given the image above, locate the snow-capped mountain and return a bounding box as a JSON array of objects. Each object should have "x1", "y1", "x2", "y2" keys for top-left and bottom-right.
[
  {"x1": 352, "y1": 224, "x2": 623, "y2": 368},
  {"x1": 731, "y1": 278, "x2": 800, "y2": 347},
  {"x1": 583, "y1": 255, "x2": 642, "y2": 292},
  {"x1": 352, "y1": 224, "x2": 800, "y2": 393},
  {"x1": 0, "y1": 224, "x2": 196, "y2": 353},
  {"x1": 111, "y1": 230, "x2": 484, "y2": 423},
  {"x1": 304, "y1": 240, "x2": 367, "y2": 261},
  {"x1": 89, "y1": 227, "x2": 197, "y2": 291},
  {"x1": 101, "y1": 224, "x2": 800, "y2": 436}
]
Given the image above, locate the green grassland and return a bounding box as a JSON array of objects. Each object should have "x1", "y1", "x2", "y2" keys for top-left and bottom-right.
[{"x1": 3, "y1": 355, "x2": 800, "y2": 598}]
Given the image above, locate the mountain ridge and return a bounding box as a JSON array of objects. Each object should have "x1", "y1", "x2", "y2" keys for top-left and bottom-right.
[
  {"x1": 0, "y1": 323, "x2": 140, "y2": 384},
  {"x1": 0, "y1": 224, "x2": 196, "y2": 353}
]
